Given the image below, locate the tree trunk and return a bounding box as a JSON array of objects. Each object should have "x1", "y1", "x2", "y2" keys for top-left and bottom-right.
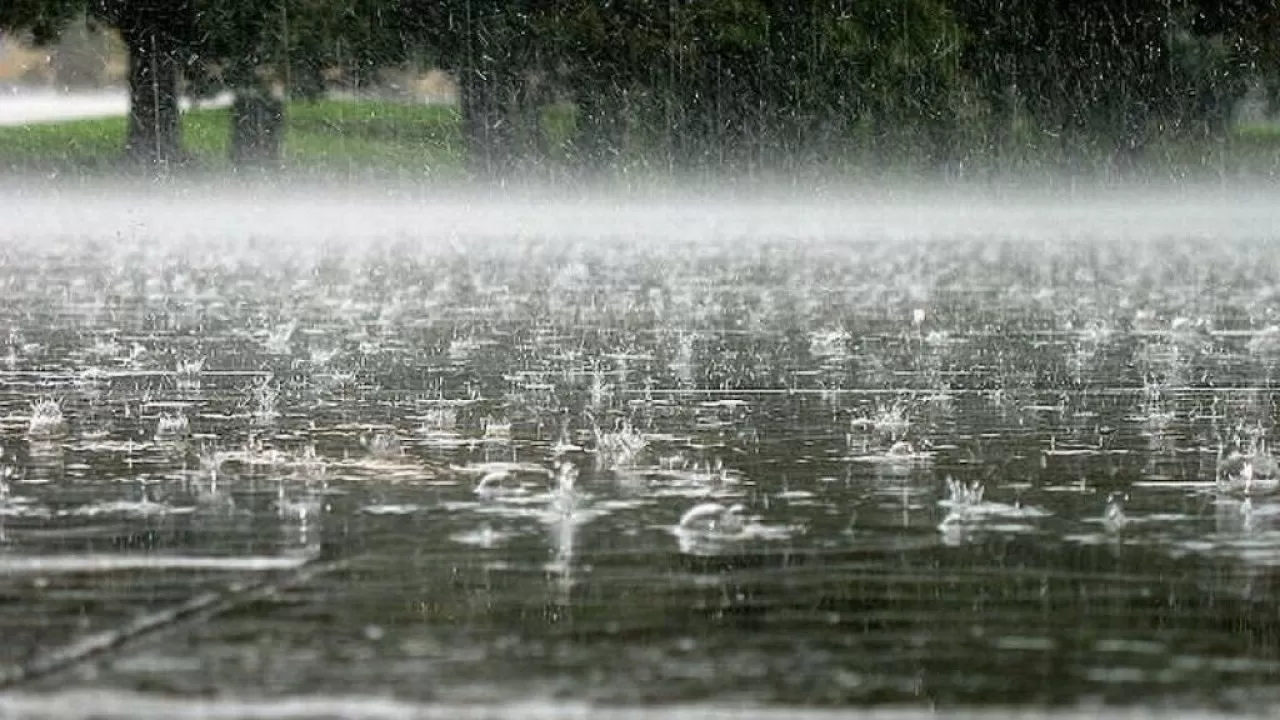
[
  {"x1": 573, "y1": 77, "x2": 625, "y2": 173},
  {"x1": 120, "y1": 23, "x2": 184, "y2": 167},
  {"x1": 458, "y1": 45, "x2": 523, "y2": 178},
  {"x1": 985, "y1": 55, "x2": 1016, "y2": 178},
  {"x1": 1113, "y1": 103, "x2": 1147, "y2": 178},
  {"x1": 230, "y1": 91, "x2": 285, "y2": 170},
  {"x1": 457, "y1": 2, "x2": 520, "y2": 179},
  {"x1": 459, "y1": 68, "x2": 512, "y2": 176}
]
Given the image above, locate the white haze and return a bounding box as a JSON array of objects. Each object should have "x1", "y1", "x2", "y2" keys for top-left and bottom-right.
[{"x1": 3, "y1": 181, "x2": 1277, "y2": 248}]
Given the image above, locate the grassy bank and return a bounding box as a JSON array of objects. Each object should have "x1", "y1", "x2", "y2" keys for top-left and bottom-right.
[{"x1": 3, "y1": 97, "x2": 1280, "y2": 183}]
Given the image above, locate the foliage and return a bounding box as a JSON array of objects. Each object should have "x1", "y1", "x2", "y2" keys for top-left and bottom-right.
[
  {"x1": 3, "y1": 0, "x2": 1280, "y2": 176},
  {"x1": 0, "y1": 0, "x2": 82, "y2": 43}
]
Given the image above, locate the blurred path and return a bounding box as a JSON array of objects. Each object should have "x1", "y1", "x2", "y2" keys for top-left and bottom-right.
[{"x1": 0, "y1": 88, "x2": 230, "y2": 126}]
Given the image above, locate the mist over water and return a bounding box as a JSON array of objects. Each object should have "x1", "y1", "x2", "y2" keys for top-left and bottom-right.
[
  {"x1": 3, "y1": 183, "x2": 1280, "y2": 714},
  {"x1": 7, "y1": 180, "x2": 1278, "y2": 240}
]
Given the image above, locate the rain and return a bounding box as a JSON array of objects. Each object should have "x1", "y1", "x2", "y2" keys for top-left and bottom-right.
[{"x1": 2, "y1": 2, "x2": 1280, "y2": 718}]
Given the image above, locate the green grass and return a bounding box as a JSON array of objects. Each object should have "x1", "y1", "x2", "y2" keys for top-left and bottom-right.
[
  {"x1": 0, "y1": 114, "x2": 129, "y2": 171},
  {"x1": 3, "y1": 96, "x2": 1280, "y2": 182},
  {"x1": 0, "y1": 98, "x2": 467, "y2": 179}
]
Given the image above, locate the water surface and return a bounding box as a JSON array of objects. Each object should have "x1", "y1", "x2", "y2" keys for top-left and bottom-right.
[{"x1": 2, "y1": 187, "x2": 1279, "y2": 714}]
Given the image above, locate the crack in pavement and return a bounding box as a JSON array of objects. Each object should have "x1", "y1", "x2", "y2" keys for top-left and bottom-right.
[{"x1": 0, "y1": 557, "x2": 348, "y2": 690}]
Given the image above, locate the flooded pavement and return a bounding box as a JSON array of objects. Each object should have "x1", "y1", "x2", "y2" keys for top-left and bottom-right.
[{"x1": 2, "y1": 187, "x2": 1280, "y2": 714}]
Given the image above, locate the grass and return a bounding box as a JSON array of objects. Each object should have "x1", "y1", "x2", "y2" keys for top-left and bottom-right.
[
  {"x1": 0, "y1": 98, "x2": 467, "y2": 179},
  {"x1": 3, "y1": 95, "x2": 1280, "y2": 183}
]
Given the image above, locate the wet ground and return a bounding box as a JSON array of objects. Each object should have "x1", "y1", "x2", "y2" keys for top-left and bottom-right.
[{"x1": 1, "y1": 187, "x2": 1280, "y2": 716}]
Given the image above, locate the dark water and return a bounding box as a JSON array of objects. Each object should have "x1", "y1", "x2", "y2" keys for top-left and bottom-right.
[{"x1": 2, "y1": 189, "x2": 1280, "y2": 716}]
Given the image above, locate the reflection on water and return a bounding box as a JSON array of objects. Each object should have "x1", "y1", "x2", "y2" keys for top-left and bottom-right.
[{"x1": 2, "y1": 194, "x2": 1280, "y2": 709}]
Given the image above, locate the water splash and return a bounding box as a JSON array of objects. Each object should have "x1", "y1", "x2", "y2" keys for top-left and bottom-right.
[
  {"x1": 1217, "y1": 427, "x2": 1280, "y2": 497},
  {"x1": 938, "y1": 475, "x2": 1051, "y2": 544},
  {"x1": 27, "y1": 397, "x2": 66, "y2": 439},
  {"x1": 943, "y1": 476, "x2": 985, "y2": 508},
  {"x1": 470, "y1": 462, "x2": 554, "y2": 499},
  {"x1": 1104, "y1": 492, "x2": 1129, "y2": 532},
  {"x1": 155, "y1": 412, "x2": 189, "y2": 441},
  {"x1": 263, "y1": 319, "x2": 297, "y2": 356},
  {"x1": 250, "y1": 377, "x2": 280, "y2": 425},
  {"x1": 677, "y1": 501, "x2": 747, "y2": 536},
  {"x1": 174, "y1": 357, "x2": 204, "y2": 391},
  {"x1": 482, "y1": 416, "x2": 512, "y2": 445},
  {"x1": 361, "y1": 430, "x2": 404, "y2": 460},
  {"x1": 593, "y1": 418, "x2": 648, "y2": 469}
]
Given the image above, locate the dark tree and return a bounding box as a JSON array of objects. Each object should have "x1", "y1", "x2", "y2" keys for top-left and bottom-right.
[
  {"x1": 7, "y1": 0, "x2": 1280, "y2": 177},
  {"x1": 1, "y1": 0, "x2": 81, "y2": 43},
  {"x1": 95, "y1": 0, "x2": 199, "y2": 166},
  {"x1": 1, "y1": 0, "x2": 196, "y2": 166}
]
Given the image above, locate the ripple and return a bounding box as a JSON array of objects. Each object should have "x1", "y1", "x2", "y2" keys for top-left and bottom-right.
[
  {"x1": 0, "y1": 554, "x2": 308, "y2": 574},
  {"x1": 55, "y1": 500, "x2": 196, "y2": 518},
  {"x1": 360, "y1": 504, "x2": 426, "y2": 516},
  {"x1": 2, "y1": 691, "x2": 1259, "y2": 720}
]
